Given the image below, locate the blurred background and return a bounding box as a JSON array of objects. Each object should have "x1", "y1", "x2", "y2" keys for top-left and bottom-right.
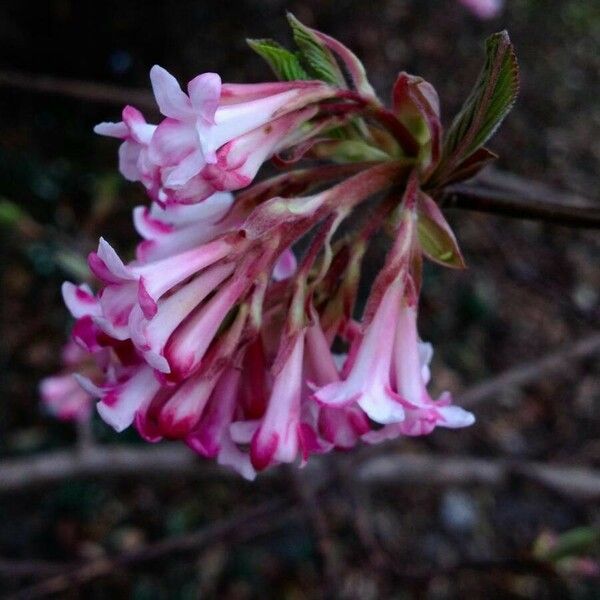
[{"x1": 0, "y1": 0, "x2": 599, "y2": 597}]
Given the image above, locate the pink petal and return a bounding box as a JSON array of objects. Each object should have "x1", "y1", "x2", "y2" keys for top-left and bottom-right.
[
  {"x1": 458, "y1": 0, "x2": 503, "y2": 19},
  {"x1": 40, "y1": 374, "x2": 93, "y2": 422},
  {"x1": 187, "y1": 72, "x2": 221, "y2": 124},
  {"x1": 250, "y1": 334, "x2": 304, "y2": 470},
  {"x1": 62, "y1": 282, "x2": 101, "y2": 319},
  {"x1": 164, "y1": 276, "x2": 246, "y2": 380},
  {"x1": 158, "y1": 370, "x2": 220, "y2": 438},
  {"x1": 437, "y1": 405, "x2": 476, "y2": 428},
  {"x1": 163, "y1": 149, "x2": 205, "y2": 187},
  {"x1": 118, "y1": 140, "x2": 143, "y2": 182},
  {"x1": 133, "y1": 237, "x2": 233, "y2": 314},
  {"x1": 272, "y1": 248, "x2": 297, "y2": 281},
  {"x1": 96, "y1": 366, "x2": 161, "y2": 433},
  {"x1": 148, "y1": 118, "x2": 197, "y2": 166},
  {"x1": 122, "y1": 105, "x2": 155, "y2": 144},
  {"x1": 217, "y1": 435, "x2": 256, "y2": 480},
  {"x1": 94, "y1": 121, "x2": 128, "y2": 138},
  {"x1": 186, "y1": 367, "x2": 239, "y2": 458},
  {"x1": 129, "y1": 262, "x2": 235, "y2": 372},
  {"x1": 149, "y1": 65, "x2": 194, "y2": 120},
  {"x1": 211, "y1": 90, "x2": 301, "y2": 149}
]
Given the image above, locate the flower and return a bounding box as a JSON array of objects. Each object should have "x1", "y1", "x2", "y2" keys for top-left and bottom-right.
[
  {"x1": 314, "y1": 277, "x2": 408, "y2": 424},
  {"x1": 315, "y1": 275, "x2": 474, "y2": 436},
  {"x1": 39, "y1": 341, "x2": 97, "y2": 422},
  {"x1": 458, "y1": 0, "x2": 504, "y2": 20},
  {"x1": 94, "y1": 105, "x2": 160, "y2": 196},
  {"x1": 363, "y1": 300, "x2": 474, "y2": 442},
  {"x1": 133, "y1": 191, "x2": 233, "y2": 262},
  {"x1": 54, "y1": 18, "x2": 492, "y2": 477},
  {"x1": 96, "y1": 66, "x2": 334, "y2": 205},
  {"x1": 186, "y1": 367, "x2": 256, "y2": 480}
]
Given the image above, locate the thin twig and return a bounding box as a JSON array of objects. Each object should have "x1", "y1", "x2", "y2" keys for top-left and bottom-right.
[
  {"x1": 75, "y1": 419, "x2": 95, "y2": 454},
  {"x1": 442, "y1": 182, "x2": 600, "y2": 228},
  {"x1": 354, "y1": 454, "x2": 600, "y2": 501},
  {"x1": 459, "y1": 332, "x2": 600, "y2": 408},
  {"x1": 0, "y1": 445, "x2": 209, "y2": 494},
  {"x1": 478, "y1": 168, "x2": 596, "y2": 207},
  {"x1": 9, "y1": 500, "x2": 298, "y2": 599},
  {"x1": 0, "y1": 559, "x2": 71, "y2": 580},
  {"x1": 0, "y1": 69, "x2": 154, "y2": 110}
]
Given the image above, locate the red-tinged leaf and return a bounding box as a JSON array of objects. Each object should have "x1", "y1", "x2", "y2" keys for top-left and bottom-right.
[
  {"x1": 392, "y1": 72, "x2": 442, "y2": 172},
  {"x1": 431, "y1": 31, "x2": 519, "y2": 185},
  {"x1": 417, "y1": 192, "x2": 466, "y2": 269},
  {"x1": 287, "y1": 13, "x2": 346, "y2": 87},
  {"x1": 305, "y1": 26, "x2": 377, "y2": 99},
  {"x1": 440, "y1": 147, "x2": 498, "y2": 186}
]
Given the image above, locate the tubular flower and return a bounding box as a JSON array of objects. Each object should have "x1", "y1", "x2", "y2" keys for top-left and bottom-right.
[
  {"x1": 39, "y1": 341, "x2": 99, "y2": 422},
  {"x1": 53, "y1": 16, "x2": 520, "y2": 477},
  {"x1": 96, "y1": 66, "x2": 335, "y2": 205}
]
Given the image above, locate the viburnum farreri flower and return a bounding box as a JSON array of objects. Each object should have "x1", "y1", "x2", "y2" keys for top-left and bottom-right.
[{"x1": 53, "y1": 15, "x2": 519, "y2": 478}]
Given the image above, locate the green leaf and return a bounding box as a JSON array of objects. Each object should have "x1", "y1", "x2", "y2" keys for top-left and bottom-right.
[
  {"x1": 312, "y1": 139, "x2": 391, "y2": 162},
  {"x1": 0, "y1": 198, "x2": 26, "y2": 226},
  {"x1": 435, "y1": 31, "x2": 519, "y2": 180},
  {"x1": 247, "y1": 38, "x2": 309, "y2": 81},
  {"x1": 539, "y1": 527, "x2": 600, "y2": 562},
  {"x1": 287, "y1": 13, "x2": 345, "y2": 86}
]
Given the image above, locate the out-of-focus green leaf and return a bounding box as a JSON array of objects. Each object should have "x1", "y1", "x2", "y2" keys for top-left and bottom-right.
[
  {"x1": 538, "y1": 527, "x2": 600, "y2": 562},
  {"x1": 54, "y1": 249, "x2": 92, "y2": 282},
  {"x1": 0, "y1": 198, "x2": 28, "y2": 227}
]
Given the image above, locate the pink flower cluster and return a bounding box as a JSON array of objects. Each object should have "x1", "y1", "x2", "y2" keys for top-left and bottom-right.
[
  {"x1": 49, "y1": 26, "x2": 478, "y2": 478},
  {"x1": 57, "y1": 186, "x2": 472, "y2": 477},
  {"x1": 94, "y1": 67, "x2": 332, "y2": 206}
]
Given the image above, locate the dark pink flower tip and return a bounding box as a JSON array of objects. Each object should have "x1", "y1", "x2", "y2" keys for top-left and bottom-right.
[{"x1": 250, "y1": 429, "x2": 279, "y2": 471}]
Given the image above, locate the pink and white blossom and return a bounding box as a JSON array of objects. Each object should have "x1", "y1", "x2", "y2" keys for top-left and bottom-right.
[
  {"x1": 39, "y1": 342, "x2": 97, "y2": 422},
  {"x1": 96, "y1": 66, "x2": 333, "y2": 205},
  {"x1": 314, "y1": 277, "x2": 408, "y2": 424},
  {"x1": 58, "y1": 21, "x2": 482, "y2": 478},
  {"x1": 458, "y1": 0, "x2": 504, "y2": 19}
]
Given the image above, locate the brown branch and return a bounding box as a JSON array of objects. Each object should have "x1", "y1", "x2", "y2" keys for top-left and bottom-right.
[
  {"x1": 477, "y1": 168, "x2": 596, "y2": 207},
  {"x1": 1, "y1": 445, "x2": 599, "y2": 500},
  {"x1": 459, "y1": 332, "x2": 600, "y2": 408},
  {"x1": 0, "y1": 445, "x2": 211, "y2": 494},
  {"x1": 442, "y1": 181, "x2": 600, "y2": 228},
  {"x1": 0, "y1": 69, "x2": 154, "y2": 110},
  {"x1": 9, "y1": 500, "x2": 298, "y2": 600},
  {"x1": 354, "y1": 454, "x2": 600, "y2": 502},
  {"x1": 0, "y1": 559, "x2": 70, "y2": 580}
]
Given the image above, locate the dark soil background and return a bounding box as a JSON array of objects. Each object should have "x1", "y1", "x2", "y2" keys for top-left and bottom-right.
[{"x1": 0, "y1": 0, "x2": 598, "y2": 598}]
